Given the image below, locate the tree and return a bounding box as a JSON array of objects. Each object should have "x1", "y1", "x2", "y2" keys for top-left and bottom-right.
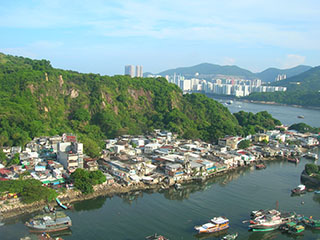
[
  {"x1": 305, "y1": 163, "x2": 320, "y2": 176},
  {"x1": 73, "y1": 108, "x2": 90, "y2": 122},
  {"x1": 237, "y1": 140, "x2": 251, "y2": 149}
]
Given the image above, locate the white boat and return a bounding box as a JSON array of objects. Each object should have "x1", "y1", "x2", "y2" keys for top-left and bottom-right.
[{"x1": 194, "y1": 216, "x2": 229, "y2": 234}]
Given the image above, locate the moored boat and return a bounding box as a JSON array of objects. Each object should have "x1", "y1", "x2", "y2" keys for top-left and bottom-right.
[
  {"x1": 288, "y1": 225, "x2": 305, "y2": 235},
  {"x1": 287, "y1": 157, "x2": 299, "y2": 164},
  {"x1": 255, "y1": 164, "x2": 266, "y2": 170},
  {"x1": 297, "y1": 115, "x2": 304, "y2": 119},
  {"x1": 56, "y1": 198, "x2": 72, "y2": 210},
  {"x1": 145, "y1": 233, "x2": 168, "y2": 240},
  {"x1": 302, "y1": 217, "x2": 320, "y2": 229},
  {"x1": 194, "y1": 216, "x2": 229, "y2": 234},
  {"x1": 221, "y1": 232, "x2": 238, "y2": 240},
  {"x1": 291, "y1": 184, "x2": 306, "y2": 195},
  {"x1": 25, "y1": 212, "x2": 72, "y2": 233}
]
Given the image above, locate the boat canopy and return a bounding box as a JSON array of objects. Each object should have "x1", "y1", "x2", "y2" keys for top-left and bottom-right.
[{"x1": 211, "y1": 217, "x2": 229, "y2": 224}]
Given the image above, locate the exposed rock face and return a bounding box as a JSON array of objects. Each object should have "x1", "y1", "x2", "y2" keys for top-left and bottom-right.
[
  {"x1": 59, "y1": 75, "x2": 64, "y2": 87},
  {"x1": 70, "y1": 89, "x2": 79, "y2": 98},
  {"x1": 45, "y1": 72, "x2": 48, "y2": 81}
]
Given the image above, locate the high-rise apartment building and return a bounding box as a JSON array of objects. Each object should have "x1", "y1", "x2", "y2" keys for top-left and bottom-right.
[
  {"x1": 124, "y1": 65, "x2": 134, "y2": 77},
  {"x1": 136, "y1": 65, "x2": 143, "y2": 77}
]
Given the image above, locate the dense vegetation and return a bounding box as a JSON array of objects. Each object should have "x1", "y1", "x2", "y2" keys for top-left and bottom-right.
[
  {"x1": 289, "y1": 123, "x2": 320, "y2": 134},
  {"x1": 246, "y1": 66, "x2": 320, "y2": 107},
  {"x1": 71, "y1": 169, "x2": 106, "y2": 194},
  {"x1": 0, "y1": 53, "x2": 282, "y2": 157},
  {"x1": 233, "y1": 111, "x2": 281, "y2": 136},
  {"x1": 305, "y1": 163, "x2": 320, "y2": 180},
  {"x1": 0, "y1": 179, "x2": 58, "y2": 203},
  {"x1": 237, "y1": 140, "x2": 251, "y2": 149}
]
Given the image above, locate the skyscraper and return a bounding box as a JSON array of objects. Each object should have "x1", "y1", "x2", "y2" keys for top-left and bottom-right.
[
  {"x1": 136, "y1": 65, "x2": 143, "y2": 77},
  {"x1": 124, "y1": 65, "x2": 134, "y2": 77}
]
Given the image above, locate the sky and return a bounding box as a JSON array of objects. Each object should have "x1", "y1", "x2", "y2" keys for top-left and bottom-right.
[{"x1": 0, "y1": 0, "x2": 319, "y2": 75}]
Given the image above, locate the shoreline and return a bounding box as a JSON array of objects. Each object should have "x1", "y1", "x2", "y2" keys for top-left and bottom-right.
[{"x1": 0, "y1": 157, "x2": 282, "y2": 220}]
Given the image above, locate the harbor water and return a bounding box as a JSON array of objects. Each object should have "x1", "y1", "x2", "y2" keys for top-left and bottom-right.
[
  {"x1": 218, "y1": 98, "x2": 320, "y2": 128},
  {"x1": 1, "y1": 152, "x2": 319, "y2": 240}
]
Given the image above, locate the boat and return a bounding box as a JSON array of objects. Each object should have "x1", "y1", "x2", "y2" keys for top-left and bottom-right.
[
  {"x1": 194, "y1": 216, "x2": 229, "y2": 234},
  {"x1": 225, "y1": 100, "x2": 233, "y2": 105},
  {"x1": 174, "y1": 183, "x2": 183, "y2": 190},
  {"x1": 249, "y1": 210, "x2": 284, "y2": 232},
  {"x1": 279, "y1": 221, "x2": 296, "y2": 232},
  {"x1": 145, "y1": 233, "x2": 168, "y2": 240},
  {"x1": 287, "y1": 157, "x2": 299, "y2": 164},
  {"x1": 25, "y1": 212, "x2": 72, "y2": 233},
  {"x1": 249, "y1": 215, "x2": 282, "y2": 232},
  {"x1": 314, "y1": 190, "x2": 320, "y2": 194},
  {"x1": 297, "y1": 115, "x2": 304, "y2": 119},
  {"x1": 56, "y1": 198, "x2": 71, "y2": 210},
  {"x1": 288, "y1": 225, "x2": 305, "y2": 235},
  {"x1": 255, "y1": 164, "x2": 266, "y2": 170},
  {"x1": 221, "y1": 232, "x2": 238, "y2": 240},
  {"x1": 291, "y1": 184, "x2": 306, "y2": 195},
  {"x1": 304, "y1": 152, "x2": 318, "y2": 160},
  {"x1": 301, "y1": 217, "x2": 320, "y2": 229}
]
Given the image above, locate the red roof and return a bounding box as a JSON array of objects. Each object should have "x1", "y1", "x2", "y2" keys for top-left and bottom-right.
[
  {"x1": 0, "y1": 177, "x2": 9, "y2": 181},
  {"x1": 0, "y1": 168, "x2": 11, "y2": 175}
]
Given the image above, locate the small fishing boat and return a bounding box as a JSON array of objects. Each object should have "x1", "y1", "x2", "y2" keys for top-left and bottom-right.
[
  {"x1": 287, "y1": 157, "x2": 299, "y2": 164},
  {"x1": 195, "y1": 216, "x2": 229, "y2": 234},
  {"x1": 314, "y1": 190, "x2": 320, "y2": 194},
  {"x1": 221, "y1": 232, "x2": 238, "y2": 240},
  {"x1": 255, "y1": 164, "x2": 266, "y2": 170},
  {"x1": 291, "y1": 184, "x2": 306, "y2": 195},
  {"x1": 145, "y1": 233, "x2": 169, "y2": 240},
  {"x1": 288, "y1": 225, "x2": 305, "y2": 235},
  {"x1": 56, "y1": 198, "x2": 71, "y2": 210},
  {"x1": 297, "y1": 115, "x2": 304, "y2": 119},
  {"x1": 302, "y1": 217, "x2": 320, "y2": 229}
]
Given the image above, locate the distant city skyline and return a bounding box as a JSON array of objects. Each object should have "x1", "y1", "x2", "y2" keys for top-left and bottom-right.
[{"x1": 0, "y1": 1, "x2": 319, "y2": 76}]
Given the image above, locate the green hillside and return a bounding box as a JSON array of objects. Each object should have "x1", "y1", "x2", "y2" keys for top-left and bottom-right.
[
  {"x1": 0, "y1": 53, "x2": 281, "y2": 157},
  {"x1": 256, "y1": 65, "x2": 312, "y2": 82},
  {"x1": 246, "y1": 66, "x2": 320, "y2": 107}
]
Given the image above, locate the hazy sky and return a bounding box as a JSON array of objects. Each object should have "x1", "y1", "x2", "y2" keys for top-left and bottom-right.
[{"x1": 0, "y1": 0, "x2": 319, "y2": 75}]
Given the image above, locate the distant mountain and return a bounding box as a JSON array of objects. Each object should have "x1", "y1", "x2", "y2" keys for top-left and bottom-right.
[
  {"x1": 158, "y1": 63, "x2": 256, "y2": 79},
  {"x1": 154, "y1": 63, "x2": 311, "y2": 82},
  {"x1": 256, "y1": 65, "x2": 312, "y2": 82},
  {"x1": 246, "y1": 66, "x2": 320, "y2": 107}
]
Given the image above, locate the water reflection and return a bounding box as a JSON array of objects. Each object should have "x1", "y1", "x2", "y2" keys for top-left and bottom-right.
[
  {"x1": 73, "y1": 196, "x2": 107, "y2": 211},
  {"x1": 194, "y1": 229, "x2": 228, "y2": 239}
]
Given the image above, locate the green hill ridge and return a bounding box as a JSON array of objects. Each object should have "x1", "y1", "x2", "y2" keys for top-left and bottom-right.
[{"x1": 0, "y1": 53, "x2": 281, "y2": 157}]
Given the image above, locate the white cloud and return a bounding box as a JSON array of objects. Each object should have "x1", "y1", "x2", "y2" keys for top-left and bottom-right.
[{"x1": 282, "y1": 54, "x2": 306, "y2": 68}]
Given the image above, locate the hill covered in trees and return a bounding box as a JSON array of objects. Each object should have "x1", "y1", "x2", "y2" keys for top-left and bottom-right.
[
  {"x1": 0, "y1": 53, "x2": 281, "y2": 157},
  {"x1": 246, "y1": 66, "x2": 320, "y2": 107}
]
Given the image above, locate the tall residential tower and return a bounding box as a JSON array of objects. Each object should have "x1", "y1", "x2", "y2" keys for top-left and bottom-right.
[{"x1": 124, "y1": 65, "x2": 134, "y2": 77}]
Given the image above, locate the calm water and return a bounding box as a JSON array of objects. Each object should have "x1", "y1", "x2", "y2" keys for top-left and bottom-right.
[
  {"x1": 1, "y1": 152, "x2": 320, "y2": 240},
  {"x1": 215, "y1": 98, "x2": 320, "y2": 128}
]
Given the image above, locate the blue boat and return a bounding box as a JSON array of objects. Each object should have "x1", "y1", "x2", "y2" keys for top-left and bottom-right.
[{"x1": 56, "y1": 198, "x2": 70, "y2": 210}]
